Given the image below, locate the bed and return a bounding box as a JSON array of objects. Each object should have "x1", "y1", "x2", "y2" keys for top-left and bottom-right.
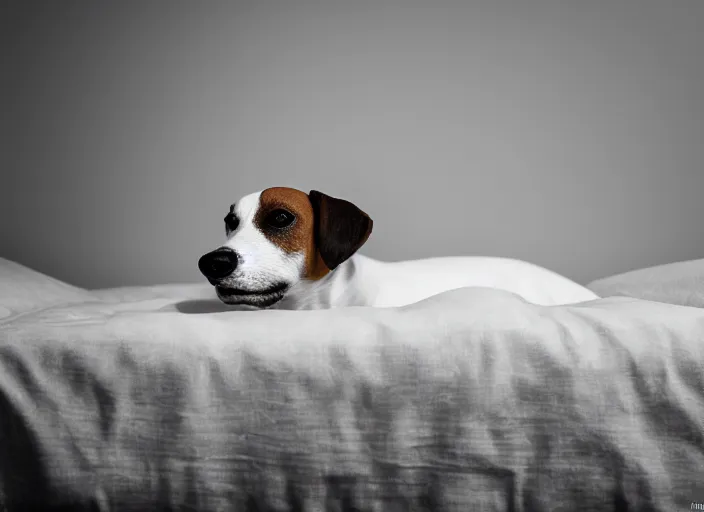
[{"x1": 1, "y1": 256, "x2": 703, "y2": 511}]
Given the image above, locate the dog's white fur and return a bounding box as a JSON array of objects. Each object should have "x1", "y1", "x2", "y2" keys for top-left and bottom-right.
[
  {"x1": 223, "y1": 192, "x2": 306, "y2": 293},
  {"x1": 208, "y1": 189, "x2": 598, "y2": 309},
  {"x1": 282, "y1": 254, "x2": 598, "y2": 309}
]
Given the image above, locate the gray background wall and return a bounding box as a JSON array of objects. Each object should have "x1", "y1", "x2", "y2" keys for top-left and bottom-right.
[{"x1": 3, "y1": 0, "x2": 703, "y2": 289}]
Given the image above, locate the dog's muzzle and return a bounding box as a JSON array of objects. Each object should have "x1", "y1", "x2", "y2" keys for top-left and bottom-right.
[{"x1": 198, "y1": 248, "x2": 238, "y2": 283}]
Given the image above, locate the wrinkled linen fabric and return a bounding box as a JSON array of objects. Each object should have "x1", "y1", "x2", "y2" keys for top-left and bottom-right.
[{"x1": 0, "y1": 258, "x2": 703, "y2": 510}]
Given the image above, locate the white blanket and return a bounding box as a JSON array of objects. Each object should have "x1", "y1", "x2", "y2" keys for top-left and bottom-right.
[{"x1": 1, "y1": 258, "x2": 703, "y2": 511}]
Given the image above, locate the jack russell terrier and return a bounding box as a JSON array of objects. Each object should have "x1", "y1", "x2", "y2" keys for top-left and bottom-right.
[{"x1": 198, "y1": 187, "x2": 598, "y2": 310}]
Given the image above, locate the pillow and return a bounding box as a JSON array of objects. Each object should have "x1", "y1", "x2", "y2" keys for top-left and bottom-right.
[
  {"x1": 588, "y1": 258, "x2": 704, "y2": 308},
  {"x1": 0, "y1": 257, "x2": 95, "y2": 320}
]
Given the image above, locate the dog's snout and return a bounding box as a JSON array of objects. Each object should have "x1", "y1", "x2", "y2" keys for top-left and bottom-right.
[{"x1": 198, "y1": 248, "x2": 238, "y2": 281}]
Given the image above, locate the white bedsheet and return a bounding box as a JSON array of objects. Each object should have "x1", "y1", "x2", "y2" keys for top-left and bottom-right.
[{"x1": 1, "y1": 258, "x2": 703, "y2": 510}]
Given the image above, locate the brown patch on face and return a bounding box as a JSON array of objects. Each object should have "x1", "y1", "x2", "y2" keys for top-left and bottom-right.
[{"x1": 254, "y1": 187, "x2": 330, "y2": 280}]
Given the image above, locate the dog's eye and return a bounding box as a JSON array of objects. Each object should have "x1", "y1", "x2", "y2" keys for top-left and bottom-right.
[
  {"x1": 265, "y1": 209, "x2": 295, "y2": 229},
  {"x1": 224, "y1": 213, "x2": 239, "y2": 233}
]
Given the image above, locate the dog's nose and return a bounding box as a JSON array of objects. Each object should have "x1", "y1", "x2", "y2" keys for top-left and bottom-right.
[{"x1": 198, "y1": 248, "x2": 238, "y2": 280}]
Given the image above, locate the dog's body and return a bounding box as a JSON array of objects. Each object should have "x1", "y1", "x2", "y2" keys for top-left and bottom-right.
[
  {"x1": 198, "y1": 187, "x2": 598, "y2": 309},
  {"x1": 278, "y1": 254, "x2": 598, "y2": 309}
]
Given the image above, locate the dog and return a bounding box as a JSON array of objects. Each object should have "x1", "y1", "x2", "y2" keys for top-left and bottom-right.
[{"x1": 198, "y1": 187, "x2": 599, "y2": 310}]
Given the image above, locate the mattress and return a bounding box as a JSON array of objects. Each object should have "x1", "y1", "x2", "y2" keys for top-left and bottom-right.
[{"x1": 1, "y1": 258, "x2": 703, "y2": 511}]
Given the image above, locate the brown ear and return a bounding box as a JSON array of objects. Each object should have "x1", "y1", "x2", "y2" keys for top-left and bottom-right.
[{"x1": 308, "y1": 190, "x2": 373, "y2": 270}]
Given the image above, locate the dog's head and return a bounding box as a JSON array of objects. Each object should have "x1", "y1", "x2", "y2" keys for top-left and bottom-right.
[{"x1": 198, "y1": 187, "x2": 373, "y2": 308}]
